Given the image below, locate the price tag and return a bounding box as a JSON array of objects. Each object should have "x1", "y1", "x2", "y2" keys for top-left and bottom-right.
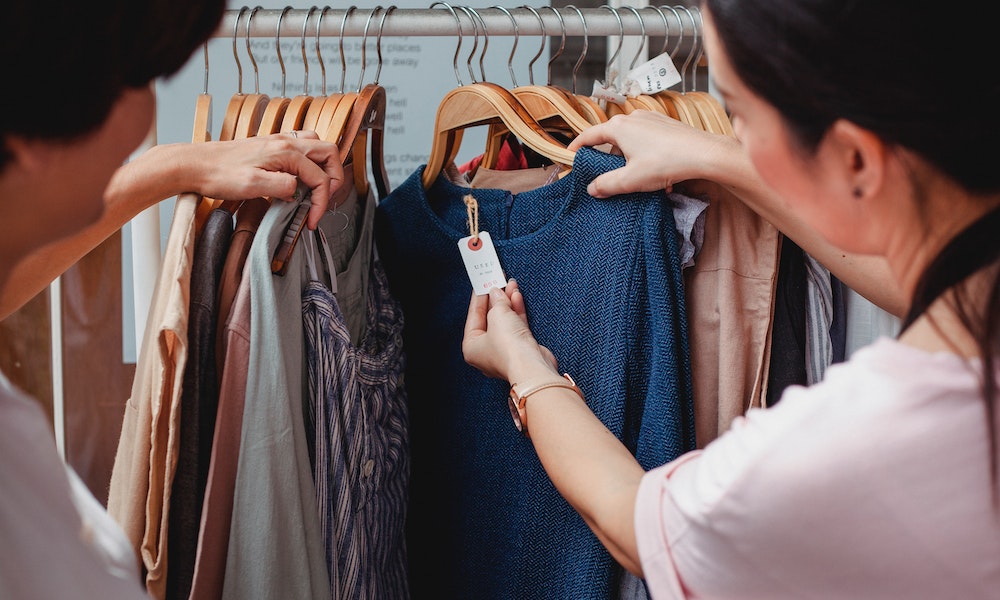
[
  {"x1": 458, "y1": 231, "x2": 507, "y2": 295},
  {"x1": 625, "y1": 52, "x2": 682, "y2": 95},
  {"x1": 591, "y1": 80, "x2": 627, "y2": 104}
]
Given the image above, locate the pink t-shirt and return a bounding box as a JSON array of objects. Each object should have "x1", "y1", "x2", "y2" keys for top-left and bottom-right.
[{"x1": 636, "y1": 337, "x2": 1000, "y2": 599}]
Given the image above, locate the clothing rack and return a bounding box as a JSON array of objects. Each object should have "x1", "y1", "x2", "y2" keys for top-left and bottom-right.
[{"x1": 213, "y1": 6, "x2": 702, "y2": 40}]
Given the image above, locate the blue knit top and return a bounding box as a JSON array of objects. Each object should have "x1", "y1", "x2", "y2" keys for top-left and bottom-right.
[{"x1": 375, "y1": 146, "x2": 696, "y2": 600}]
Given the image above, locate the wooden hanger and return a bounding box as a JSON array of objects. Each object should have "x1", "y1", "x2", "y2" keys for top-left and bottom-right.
[
  {"x1": 422, "y1": 82, "x2": 576, "y2": 189},
  {"x1": 192, "y1": 45, "x2": 213, "y2": 143},
  {"x1": 233, "y1": 6, "x2": 269, "y2": 139},
  {"x1": 504, "y1": 6, "x2": 592, "y2": 137},
  {"x1": 270, "y1": 83, "x2": 389, "y2": 277},
  {"x1": 278, "y1": 6, "x2": 323, "y2": 132},
  {"x1": 256, "y1": 6, "x2": 295, "y2": 136},
  {"x1": 218, "y1": 7, "x2": 252, "y2": 142}
]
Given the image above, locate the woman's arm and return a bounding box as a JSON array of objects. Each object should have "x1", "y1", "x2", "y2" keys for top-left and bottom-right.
[
  {"x1": 0, "y1": 132, "x2": 343, "y2": 320},
  {"x1": 462, "y1": 281, "x2": 646, "y2": 576},
  {"x1": 568, "y1": 112, "x2": 906, "y2": 317}
]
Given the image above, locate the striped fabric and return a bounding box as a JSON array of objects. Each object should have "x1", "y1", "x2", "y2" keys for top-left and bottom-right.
[
  {"x1": 302, "y1": 255, "x2": 410, "y2": 600},
  {"x1": 804, "y1": 253, "x2": 834, "y2": 385}
]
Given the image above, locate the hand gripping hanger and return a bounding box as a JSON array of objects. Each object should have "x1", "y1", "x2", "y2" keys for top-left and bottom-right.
[{"x1": 271, "y1": 4, "x2": 391, "y2": 276}]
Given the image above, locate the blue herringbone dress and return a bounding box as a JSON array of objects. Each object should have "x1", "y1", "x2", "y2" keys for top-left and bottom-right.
[{"x1": 375, "y1": 146, "x2": 696, "y2": 600}]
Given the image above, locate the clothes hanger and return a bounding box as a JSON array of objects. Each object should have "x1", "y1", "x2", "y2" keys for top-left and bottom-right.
[
  {"x1": 686, "y1": 5, "x2": 735, "y2": 137},
  {"x1": 542, "y1": 6, "x2": 604, "y2": 126},
  {"x1": 644, "y1": 5, "x2": 681, "y2": 120},
  {"x1": 671, "y1": 5, "x2": 721, "y2": 133},
  {"x1": 279, "y1": 5, "x2": 321, "y2": 132},
  {"x1": 316, "y1": 5, "x2": 376, "y2": 137},
  {"x1": 653, "y1": 5, "x2": 704, "y2": 129},
  {"x1": 504, "y1": 5, "x2": 592, "y2": 136},
  {"x1": 466, "y1": 5, "x2": 581, "y2": 166},
  {"x1": 303, "y1": 5, "x2": 353, "y2": 131},
  {"x1": 326, "y1": 5, "x2": 395, "y2": 199},
  {"x1": 421, "y1": 2, "x2": 575, "y2": 190},
  {"x1": 257, "y1": 6, "x2": 294, "y2": 136},
  {"x1": 219, "y1": 6, "x2": 251, "y2": 142},
  {"x1": 617, "y1": 5, "x2": 670, "y2": 115},
  {"x1": 233, "y1": 5, "x2": 270, "y2": 139},
  {"x1": 596, "y1": 5, "x2": 640, "y2": 118},
  {"x1": 565, "y1": 5, "x2": 614, "y2": 122},
  {"x1": 271, "y1": 6, "x2": 393, "y2": 277},
  {"x1": 192, "y1": 43, "x2": 213, "y2": 143},
  {"x1": 323, "y1": 6, "x2": 389, "y2": 146},
  {"x1": 271, "y1": 84, "x2": 388, "y2": 277},
  {"x1": 192, "y1": 43, "x2": 215, "y2": 231}
]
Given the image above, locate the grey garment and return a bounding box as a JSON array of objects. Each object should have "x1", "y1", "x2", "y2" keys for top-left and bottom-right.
[
  {"x1": 804, "y1": 253, "x2": 834, "y2": 385},
  {"x1": 667, "y1": 192, "x2": 709, "y2": 270},
  {"x1": 845, "y1": 287, "x2": 901, "y2": 358},
  {"x1": 222, "y1": 197, "x2": 333, "y2": 600},
  {"x1": 315, "y1": 185, "x2": 370, "y2": 347},
  {"x1": 619, "y1": 573, "x2": 650, "y2": 600}
]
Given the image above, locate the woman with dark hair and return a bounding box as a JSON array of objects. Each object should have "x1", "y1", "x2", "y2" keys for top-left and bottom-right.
[
  {"x1": 0, "y1": 2, "x2": 343, "y2": 597},
  {"x1": 463, "y1": 0, "x2": 1000, "y2": 596}
]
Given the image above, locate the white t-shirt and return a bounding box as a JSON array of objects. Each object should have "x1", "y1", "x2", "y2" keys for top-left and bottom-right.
[
  {"x1": 0, "y1": 371, "x2": 147, "y2": 599},
  {"x1": 636, "y1": 337, "x2": 1000, "y2": 599}
]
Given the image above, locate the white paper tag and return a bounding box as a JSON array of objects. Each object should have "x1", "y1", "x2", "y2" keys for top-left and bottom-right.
[
  {"x1": 458, "y1": 231, "x2": 507, "y2": 295},
  {"x1": 591, "y1": 80, "x2": 627, "y2": 104},
  {"x1": 626, "y1": 52, "x2": 682, "y2": 95}
]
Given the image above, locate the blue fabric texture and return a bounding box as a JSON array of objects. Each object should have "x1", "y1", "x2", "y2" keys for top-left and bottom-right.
[{"x1": 375, "y1": 147, "x2": 696, "y2": 599}]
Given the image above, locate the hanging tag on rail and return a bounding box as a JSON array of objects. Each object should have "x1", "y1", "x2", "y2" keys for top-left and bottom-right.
[{"x1": 625, "y1": 52, "x2": 682, "y2": 95}]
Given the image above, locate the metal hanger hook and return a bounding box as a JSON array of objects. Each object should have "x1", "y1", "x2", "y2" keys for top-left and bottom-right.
[
  {"x1": 315, "y1": 6, "x2": 333, "y2": 95},
  {"x1": 542, "y1": 6, "x2": 567, "y2": 87},
  {"x1": 599, "y1": 5, "x2": 624, "y2": 83},
  {"x1": 232, "y1": 6, "x2": 250, "y2": 94},
  {"x1": 300, "y1": 6, "x2": 318, "y2": 95},
  {"x1": 457, "y1": 5, "x2": 480, "y2": 83},
  {"x1": 676, "y1": 5, "x2": 698, "y2": 93},
  {"x1": 374, "y1": 6, "x2": 397, "y2": 84},
  {"x1": 276, "y1": 6, "x2": 292, "y2": 97},
  {"x1": 622, "y1": 5, "x2": 647, "y2": 71},
  {"x1": 690, "y1": 6, "x2": 706, "y2": 92},
  {"x1": 245, "y1": 6, "x2": 263, "y2": 93},
  {"x1": 338, "y1": 5, "x2": 357, "y2": 93},
  {"x1": 649, "y1": 5, "x2": 670, "y2": 57},
  {"x1": 357, "y1": 6, "x2": 383, "y2": 92},
  {"x1": 522, "y1": 5, "x2": 545, "y2": 86},
  {"x1": 429, "y1": 1, "x2": 464, "y2": 87},
  {"x1": 494, "y1": 6, "x2": 519, "y2": 87},
  {"x1": 203, "y1": 42, "x2": 210, "y2": 95},
  {"x1": 465, "y1": 6, "x2": 489, "y2": 83},
  {"x1": 565, "y1": 5, "x2": 587, "y2": 94}
]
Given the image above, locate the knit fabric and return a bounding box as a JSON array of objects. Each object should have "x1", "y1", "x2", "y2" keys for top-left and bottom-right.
[{"x1": 375, "y1": 146, "x2": 696, "y2": 600}]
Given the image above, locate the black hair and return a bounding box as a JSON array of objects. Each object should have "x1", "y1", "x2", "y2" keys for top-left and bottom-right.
[
  {"x1": 704, "y1": 0, "x2": 1000, "y2": 493},
  {"x1": 1, "y1": 0, "x2": 226, "y2": 169}
]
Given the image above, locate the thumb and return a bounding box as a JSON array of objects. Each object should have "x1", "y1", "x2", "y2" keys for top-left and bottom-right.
[
  {"x1": 586, "y1": 167, "x2": 633, "y2": 199},
  {"x1": 488, "y1": 286, "x2": 511, "y2": 309}
]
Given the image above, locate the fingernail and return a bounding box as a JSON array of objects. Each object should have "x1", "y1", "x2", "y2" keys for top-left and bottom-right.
[{"x1": 489, "y1": 287, "x2": 504, "y2": 300}]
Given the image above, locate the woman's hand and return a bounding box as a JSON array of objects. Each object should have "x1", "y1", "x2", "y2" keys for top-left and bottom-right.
[
  {"x1": 568, "y1": 110, "x2": 738, "y2": 199},
  {"x1": 164, "y1": 130, "x2": 344, "y2": 230},
  {"x1": 462, "y1": 279, "x2": 559, "y2": 383}
]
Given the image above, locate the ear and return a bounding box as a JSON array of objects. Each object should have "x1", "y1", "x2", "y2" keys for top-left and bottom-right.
[
  {"x1": 3, "y1": 136, "x2": 52, "y2": 174},
  {"x1": 821, "y1": 119, "x2": 886, "y2": 202}
]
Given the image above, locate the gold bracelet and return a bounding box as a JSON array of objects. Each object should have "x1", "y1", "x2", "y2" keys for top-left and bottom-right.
[{"x1": 507, "y1": 373, "x2": 585, "y2": 435}]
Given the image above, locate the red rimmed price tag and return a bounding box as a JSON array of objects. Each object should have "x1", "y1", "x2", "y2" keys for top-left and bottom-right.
[{"x1": 458, "y1": 231, "x2": 506, "y2": 295}]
